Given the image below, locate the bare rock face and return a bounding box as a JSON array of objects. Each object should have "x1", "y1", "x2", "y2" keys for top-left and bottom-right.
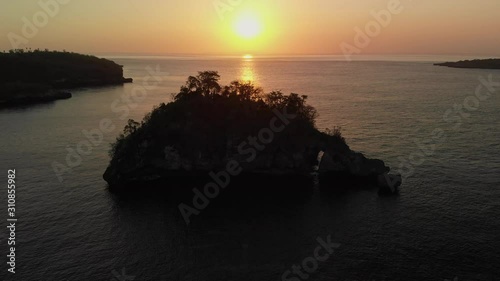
[
  {"x1": 103, "y1": 135, "x2": 399, "y2": 191},
  {"x1": 377, "y1": 173, "x2": 402, "y2": 194},
  {"x1": 319, "y1": 150, "x2": 389, "y2": 177}
]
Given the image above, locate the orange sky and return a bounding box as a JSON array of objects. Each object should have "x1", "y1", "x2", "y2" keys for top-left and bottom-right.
[{"x1": 1, "y1": 0, "x2": 499, "y2": 56}]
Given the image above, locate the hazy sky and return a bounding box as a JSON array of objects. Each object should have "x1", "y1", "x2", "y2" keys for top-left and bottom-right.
[{"x1": 1, "y1": 0, "x2": 499, "y2": 56}]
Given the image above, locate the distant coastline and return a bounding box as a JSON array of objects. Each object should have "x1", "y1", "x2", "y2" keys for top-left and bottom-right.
[
  {"x1": 0, "y1": 49, "x2": 132, "y2": 107},
  {"x1": 435, "y1": 58, "x2": 500, "y2": 69}
]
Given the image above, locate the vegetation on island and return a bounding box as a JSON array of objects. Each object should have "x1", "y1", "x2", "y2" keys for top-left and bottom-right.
[
  {"x1": 0, "y1": 49, "x2": 132, "y2": 107},
  {"x1": 109, "y1": 71, "x2": 345, "y2": 163}
]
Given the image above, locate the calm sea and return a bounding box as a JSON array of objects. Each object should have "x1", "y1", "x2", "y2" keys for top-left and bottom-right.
[{"x1": 0, "y1": 56, "x2": 499, "y2": 280}]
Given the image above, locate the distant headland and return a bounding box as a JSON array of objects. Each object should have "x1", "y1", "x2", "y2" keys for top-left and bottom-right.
[
  {"x1": 103, "y1": 71, "x2": 402, "y2": 194},
  {"x1": 0, "y1": 49, "x2": 132, "y2": 107},
  {"x1": 435, "y1": 59, "x2": 500, "y2": 69}
]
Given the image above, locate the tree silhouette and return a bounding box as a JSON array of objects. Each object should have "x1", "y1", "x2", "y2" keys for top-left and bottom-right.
[{"x1": 178, "y1": 71, "x2": 222, "y2": 99}]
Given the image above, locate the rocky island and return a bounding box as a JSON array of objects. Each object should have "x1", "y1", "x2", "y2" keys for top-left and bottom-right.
[
  {"x1": 0, "y1": 49, "x2": 132, "y2": 107},
  {"x1": 435, "y1": 58, "x2": 500, "y2": 69},
  {"x1": 104, "y1": 71, "x2": 401, "y2": 194}
]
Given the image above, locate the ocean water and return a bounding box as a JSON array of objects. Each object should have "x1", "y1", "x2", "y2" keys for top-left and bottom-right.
[{"x1": 0, "y1": 57, "x2": 499, "y2": 281}]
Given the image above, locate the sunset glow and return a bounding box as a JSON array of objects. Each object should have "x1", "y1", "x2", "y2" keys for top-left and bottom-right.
[{"x1": 1, "y1": 1, "x2": 499, "y2": 56}]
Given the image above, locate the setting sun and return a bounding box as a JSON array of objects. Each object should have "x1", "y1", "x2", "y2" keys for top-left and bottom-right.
[{"x1": 235, "y1": 15, "x2": 262, "y2": 39}]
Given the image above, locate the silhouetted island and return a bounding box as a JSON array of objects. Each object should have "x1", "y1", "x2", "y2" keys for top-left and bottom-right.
[
  {"x1": 435, "y1": 59, "x2": 500, "y2": 69},
  {"x1": 104, "y1": 71, "x2": 401, "y2": 194},
  {"x1": 0, "y1": 49, "x2": 132, "y2": 107}
]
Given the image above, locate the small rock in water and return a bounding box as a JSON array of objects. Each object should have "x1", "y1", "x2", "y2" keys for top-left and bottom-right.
[{"x1": 377, "y1": 173, "x2": 402, "y2": 195}]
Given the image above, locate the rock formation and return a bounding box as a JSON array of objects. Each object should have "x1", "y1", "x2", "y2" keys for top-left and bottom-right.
[{"x1": 104, "y1": 71, "x2": 401, "y2": 194}]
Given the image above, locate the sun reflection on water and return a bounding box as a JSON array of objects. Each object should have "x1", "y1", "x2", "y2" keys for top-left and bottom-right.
[{"x1": 240, "y1": 55, "x2": 256, "y2": 82}]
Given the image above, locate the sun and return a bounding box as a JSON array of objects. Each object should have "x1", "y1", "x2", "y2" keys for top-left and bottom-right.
[{"x1": 235, "y1": 16, "x2": 262, "y2": 39}]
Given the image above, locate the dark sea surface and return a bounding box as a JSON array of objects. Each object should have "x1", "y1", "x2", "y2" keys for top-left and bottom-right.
[{"x1": 1, "y1": 56, "x2": 499, "y2": 281}]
